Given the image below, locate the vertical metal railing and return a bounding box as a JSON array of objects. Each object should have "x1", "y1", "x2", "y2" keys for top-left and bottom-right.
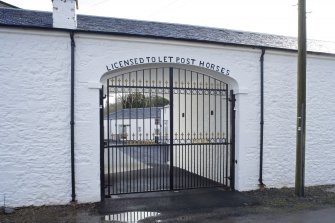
[
  {"x1": 100, "y1": 88, "x2": 105, "y2": 200},
  {"x1": 230, "y1": 90, "x2": 236, "y2": 190},
  {"x1": 172, "y1": 69, "x2": 230, "y2": 190},
  {"x1": 107, "y1": 79, "x2": 111, "y2": 196},
  {"x1": 169, "y1": 67, "x2": 174, "y2": 190}
]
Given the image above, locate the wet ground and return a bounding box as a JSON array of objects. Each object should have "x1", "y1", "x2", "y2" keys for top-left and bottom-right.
[
  {"x1": 223, "y1": 208, "x2": 335, "y2": 223},
  {"x1": 106, "y1": 165, "x2": 225, "y2": 194},
  {"x1": 105, "y1": 144, "x2": 230, "y2": 194},
  {"x1": 1, "y1": 185, "x2": 335, "y2": 223}
]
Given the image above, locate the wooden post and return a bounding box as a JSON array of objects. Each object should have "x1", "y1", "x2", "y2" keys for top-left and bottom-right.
[{"x1": 295, "y1": 0, "x2": 307, "y2": 197}]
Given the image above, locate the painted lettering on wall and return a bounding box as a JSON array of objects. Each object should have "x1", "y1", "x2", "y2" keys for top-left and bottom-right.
[{"x1": 106, "y1": 56, "x2": 230, "y2": 75}]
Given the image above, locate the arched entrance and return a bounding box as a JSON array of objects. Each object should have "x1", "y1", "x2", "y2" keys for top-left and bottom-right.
[{"x1": 100, "y1": 65, "x2": 236, "y2": 197}]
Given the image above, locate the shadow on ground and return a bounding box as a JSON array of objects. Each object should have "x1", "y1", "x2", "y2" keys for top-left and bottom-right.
[
  {"x1": 1, "y1": 185, "x2": 335, "y2": 223},
  {"x1": 103, "y1": 188, "x2": 257, "y2": 212},
  {"x1": 100, "y1": 187, "x2": 258, "y2": 219}
]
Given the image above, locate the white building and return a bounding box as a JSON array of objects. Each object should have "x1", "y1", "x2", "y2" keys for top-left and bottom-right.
[
  {"x1": 1, "y1": 0, "x2": 335, "y2": 207},
  {"x1": 104, "y1": 106, "x2": 170, "y2": 143}
]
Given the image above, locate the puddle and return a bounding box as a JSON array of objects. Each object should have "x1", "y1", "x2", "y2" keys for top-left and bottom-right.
[{"x1": 104, "y1": 211, "x2": 160, "y2": 222}]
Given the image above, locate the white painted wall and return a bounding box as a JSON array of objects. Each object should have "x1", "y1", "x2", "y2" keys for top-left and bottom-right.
[
  {"x1": 263, "y1": 51, "x2": 335, "y2": 188},
  {"x1": 0, "y1": 30, "x2": 71, "y2": 207},
  {"x1": 1, "y1": 27, "x2": 335, "y2": 207},
  {"x1": 305, "y1": 55, "x2": 335, "y2": 186}
]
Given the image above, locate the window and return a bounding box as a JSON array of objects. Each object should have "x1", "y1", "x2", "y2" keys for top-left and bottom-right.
[
  {"x1": 155, "y1": 118, "x2": 160, "y2": 125},
  {"x1": 118, "y1": 125, "x2": 129, "y2": 139}
]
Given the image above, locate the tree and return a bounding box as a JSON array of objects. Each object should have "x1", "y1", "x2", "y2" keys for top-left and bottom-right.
[
  {"x1": 147, "y1": 95, "x2": 170, "y2": 108},
  {"x1": 121, "y1": 93, "x2": 169, "y2": 109},
  {"x1": 121, "y1": 92, "x2": 147, "y2": 108},
  {"x1": 104, "y1": 93, "x2": 169, "y2": 115}
]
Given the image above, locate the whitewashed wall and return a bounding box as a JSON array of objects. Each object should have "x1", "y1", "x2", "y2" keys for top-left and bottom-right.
[
  {"x1": 0, "y1": 29, "x2": 71, "y2": 207},
  {"x1": 1, "y1": 27, "x2": 335, "y2": 207},
  {"x1": 305, "y1": 55, "x2": 335, "y2": 185},
  {"x1": 263, "y1": 51, "x2": 335, "y2": 188}
]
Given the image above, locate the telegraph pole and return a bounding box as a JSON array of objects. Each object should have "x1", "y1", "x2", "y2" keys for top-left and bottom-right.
[{"x1": 295, "y1": 0, "x2": 307, "y2": 197}]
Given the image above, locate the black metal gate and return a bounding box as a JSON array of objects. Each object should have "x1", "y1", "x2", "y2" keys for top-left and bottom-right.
[{"x1": 100, "y1": 67, "x2": 235, "y2": 197}]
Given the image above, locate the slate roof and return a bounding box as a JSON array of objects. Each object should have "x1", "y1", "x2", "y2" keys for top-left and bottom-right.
[
  {"x1": 1, "y1": 7, "x2": 335, "y2": 54},
  {"x1": 105, "y1": 107, "x2": 162, "y2": 120}
]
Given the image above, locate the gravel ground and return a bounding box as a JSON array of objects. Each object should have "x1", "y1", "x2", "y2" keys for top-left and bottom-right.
[
  {"x1": 243, "y1": 184, "x2": 335, "y2": 214},
  {"x1": 1, "y1": 185, "x2": 335, "y2": 223},
  {"x1": 0, "y1": 203, "x2": 99, "y2": 223},
  {"x1": 154, "y1": 185, "x2": 335, "y2": 223}
]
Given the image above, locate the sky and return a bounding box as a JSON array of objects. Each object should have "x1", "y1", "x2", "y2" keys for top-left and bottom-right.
[{"x1": 4, "y1": 0, "x2": 335, "y2": 42}]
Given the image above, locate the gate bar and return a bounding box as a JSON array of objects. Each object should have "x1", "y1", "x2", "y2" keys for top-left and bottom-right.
[
  {"x1": 169, "y1": 67, "x2": 174, "y2": 190},
  {"x1": 107, "y1": 79, "x2": 111, "y2": 196},
  {"x1": 99, "y1": 88, "x2": 105, "y2": 200},
  {"x1": 230, "y1": 90, "x2": 236, "y2": 190}
]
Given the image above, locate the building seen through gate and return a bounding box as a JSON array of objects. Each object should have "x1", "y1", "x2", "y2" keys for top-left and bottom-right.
[{"x1": 104, "y1": 107, "x2": 170, "y2": 143}]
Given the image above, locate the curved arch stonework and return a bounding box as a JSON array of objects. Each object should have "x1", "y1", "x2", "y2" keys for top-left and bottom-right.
[{"x1": 99, "y1": 63, "x2": 239, "y2": 94}]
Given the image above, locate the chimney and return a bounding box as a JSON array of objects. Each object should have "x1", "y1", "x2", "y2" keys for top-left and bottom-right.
[{"x1": 52, "y1": 0, "x2": 77, "y2": 29}]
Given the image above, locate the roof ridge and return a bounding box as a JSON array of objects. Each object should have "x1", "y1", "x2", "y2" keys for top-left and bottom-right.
[{"x1": 1, "y1": 7, "x2": 335, "y2": 54}]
